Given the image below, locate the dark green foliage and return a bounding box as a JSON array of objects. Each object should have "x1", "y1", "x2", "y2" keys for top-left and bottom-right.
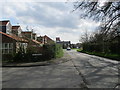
[
  {"x1": 2, "y1": 54, "x2": 14, "y2": 63},
  {"x1": 13, "y1": 46, "x2": 43, "y2": 62},
  {"x1": 43, "y1": 44, "x2": 63, "y2": 60},
  {"x1": 43, "y1": 44, "x2": 55, "y2": 59},
  {"x1": 5, "y1": 44, "x2": 63, "y2": 63}
]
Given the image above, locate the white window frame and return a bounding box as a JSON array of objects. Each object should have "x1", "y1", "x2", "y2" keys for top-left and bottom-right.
[{"x1": 2, "y1": 43, "x2": 13, "y2": 54}]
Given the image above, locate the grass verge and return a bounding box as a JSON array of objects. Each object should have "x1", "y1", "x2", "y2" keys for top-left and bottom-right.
[{"x1": 77, "y1": 49, "x2": 120, "y2": 61}]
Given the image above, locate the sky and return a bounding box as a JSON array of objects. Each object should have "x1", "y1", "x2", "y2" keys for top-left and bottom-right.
[{"x1": 0, "y1": 0, "x2": 100, "y2": 44}]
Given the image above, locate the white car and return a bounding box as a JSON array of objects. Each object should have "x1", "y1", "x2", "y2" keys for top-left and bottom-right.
[{"x1": 66, "y1": 47, "x2": 71, "y2": 50}]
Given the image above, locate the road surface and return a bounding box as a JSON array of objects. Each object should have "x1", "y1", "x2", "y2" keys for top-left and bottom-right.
[
  {"x1": 2, "y1": 50, "x2": 120, "y2": 88},
  {"x1": 68, "y1": 50, "x2": 119, "y2": 88}
]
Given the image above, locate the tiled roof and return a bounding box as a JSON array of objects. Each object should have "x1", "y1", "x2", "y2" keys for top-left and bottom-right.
[
  {"x1": 44, "y1": 35, "x2": 53, "y2": 41},
  {"x1": 0, "y1": 31, "x2": 28, "y2": 42},
  {"x1": 12, "y1": 26, "x2": 20, "y2": 30},
  {"x1": 0, "y1": 20, "x2": 10, "y2": 26},
  {"x1": 32, "y1": 39, "x2": 42, "y2": 44}
]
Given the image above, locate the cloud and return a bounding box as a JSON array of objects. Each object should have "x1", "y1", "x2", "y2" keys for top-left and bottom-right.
[{"x1": 0, "y1": 2, "x2": 100, "y2": 43}]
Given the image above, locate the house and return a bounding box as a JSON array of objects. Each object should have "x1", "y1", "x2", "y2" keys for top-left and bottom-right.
[
  {"x1": 12, "y1": 25, "x2": 22, "y2": 37},
  {"x1": 21, "y1": 31, "x2": 43, "y2": 47},
  {"x1": 37, "y1": 35, "x2": 54, "y2": 44},
  {"x1": 32, "y1": 33, "x2": 37, "y2": 40},
  {"x1": 21, "y1": 31, "x2": 33, "y2": 39},
  {"x1": 0, "y1": 31, "x2": 28, "y2": 55},
  {"x1": 0, "y1": 20, "x2": 28, "y2": 55},
  {"x1": 0, "y1": 20, "x2": 12, "y2": 34},
  {"x1": 56, "y1": 37, "x2": 71, "y2": 49}
]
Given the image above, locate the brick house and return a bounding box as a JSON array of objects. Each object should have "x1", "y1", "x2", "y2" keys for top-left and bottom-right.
[
  {"x1": 37, "y1": 35, "x2": 54, "y2": 44},
  {"x1": 12, "y1": 25, "x2": 22, "y2": 37},
  {"x1": 21, "y1": 31, "x2": 43, "y2": 47},
  {"x1": 0, "y1": 31, "x2": 28, "y2": 55},
  {"x1": 21, "y1": 31, "x2": 33, "y2": 39},
  {"x1": 0, "y1": 20, "x2": 12, "y2": 34},
  {"x1": 0, "y1": 20, "x2": 28, "y2": 58}
]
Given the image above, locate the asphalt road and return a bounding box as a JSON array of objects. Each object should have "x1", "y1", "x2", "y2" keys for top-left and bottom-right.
[
  {"x1": 2, "y1": 50, "x2": 120, "y2": 88},
  {"x1": 67, "y1": 50, "x2": 120, "y2": 88}
]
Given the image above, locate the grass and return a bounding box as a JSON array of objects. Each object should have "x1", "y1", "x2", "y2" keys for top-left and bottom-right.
[
  {"x1": 55, "y1": 48, "x2": 64, "y2": 58},
  {"x1": 77, "y1": 49, "x2": 120, "y2": 61}
]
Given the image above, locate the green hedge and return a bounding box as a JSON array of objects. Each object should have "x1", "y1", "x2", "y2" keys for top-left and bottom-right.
[
  {"x1": 4, "y1": 44, "x2": 63, "y2": 63},
  {"x1": 43, "y1": 44, "x2": 63, "y2": 59}
]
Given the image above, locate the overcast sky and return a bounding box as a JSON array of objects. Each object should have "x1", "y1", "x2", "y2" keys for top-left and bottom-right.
[{"x1": 0, "y1": 0, "x2": 100, "y2": 43}]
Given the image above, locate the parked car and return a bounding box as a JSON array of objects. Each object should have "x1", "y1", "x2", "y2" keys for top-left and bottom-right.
[{"x1": 66, "y1": 47, "x2": 71, "y2": 50}]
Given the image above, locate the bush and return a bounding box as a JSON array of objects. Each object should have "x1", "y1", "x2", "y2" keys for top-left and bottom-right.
[
  {"x1": 55, "y1": 44, "x2": 63, "y2": 58},
  {"x1": 43, "y1": 44, "x2": 63, "y2": 60},
  {"x1": 4, "y1": 44, "x2": 63, "y2": 63},
  {"x1": 2, "y1": 54, "x2": 14, "y2": 63}
]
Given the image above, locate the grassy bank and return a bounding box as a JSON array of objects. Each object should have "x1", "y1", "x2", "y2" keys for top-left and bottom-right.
[{"x1": 77, "y1": 49, "x2": 120, "y2": 61}]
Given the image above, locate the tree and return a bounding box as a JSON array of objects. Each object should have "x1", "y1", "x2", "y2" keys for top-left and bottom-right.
[
  {"x1": 80, "y1": 30, "x2": 89, "y2": 43},
  {"x1": 73, "y1": 0, "x2": 120, "y2": 35}
]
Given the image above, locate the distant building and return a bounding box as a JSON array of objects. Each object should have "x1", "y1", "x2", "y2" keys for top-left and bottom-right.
[
  {"x1": 37, "y1": 35, "x2": 54, "y2": 44},
  {"x1": 0, "y1": 20, "x2": 12, "y2": 34},
  {"x1": 56, "y1": 37, "x2": 71, "y2": 49},
  {"x1": 56, "y1": 37, "x2": 61, "y2": 42}
]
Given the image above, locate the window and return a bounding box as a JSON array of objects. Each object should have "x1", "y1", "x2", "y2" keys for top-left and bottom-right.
[
  {"x1": 2, "y1": 43, "x2": 13, "y2": 54},
  {"x1": 5, "y1": 43, "x2": 8, "y2": 49}
]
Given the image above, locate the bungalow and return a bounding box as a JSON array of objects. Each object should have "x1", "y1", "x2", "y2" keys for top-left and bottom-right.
[{"x1": 0, "y1": 31, "x2": 28, "y2": 55}]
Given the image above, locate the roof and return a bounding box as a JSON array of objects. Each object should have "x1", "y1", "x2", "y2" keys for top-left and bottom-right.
[
  {"x1": 12, "y1": 26, "x2": 20, "y2": 30},
  {"x1": 32, "y1": 39, "x2": 42, "y2": 44},
  {"x1": 0, "y1": 20, "x2": 10, "y2": 26},
  {"x1": 44, "y1": 35, "x2": 53, "y2": 41},
  {"x1": 0, "y1": 31, "x2": 28, "y2": 42}
]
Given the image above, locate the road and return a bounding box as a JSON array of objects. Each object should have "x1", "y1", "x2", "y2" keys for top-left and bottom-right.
[
  {"x1": 2, "y1": 50, "x2": 120, "y2": 88},
  {"x1": 68, "y1": 50, "x2": 119, "y2": 88}
]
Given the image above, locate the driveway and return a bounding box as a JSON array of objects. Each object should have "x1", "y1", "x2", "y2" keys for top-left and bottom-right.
[{"x1": 2, "y1": 50, "x2": 120, "y2": 88}]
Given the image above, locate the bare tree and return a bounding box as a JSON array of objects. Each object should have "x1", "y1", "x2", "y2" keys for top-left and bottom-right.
[
  {"x1": 73, "y1": 0, "x2": 120, "y2": 35},
  {"x1": 80, "y1": 30, "x2": 90, "y2": 43}
]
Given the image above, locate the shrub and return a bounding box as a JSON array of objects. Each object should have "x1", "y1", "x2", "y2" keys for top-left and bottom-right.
[{"x1": 43, "y1": 44, "x2": 63, "y2": 60}]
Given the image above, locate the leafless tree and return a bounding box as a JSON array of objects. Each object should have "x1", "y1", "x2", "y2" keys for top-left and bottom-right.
[{"x1": 73, "y1": 0, "x2": 120, "y2": 35}]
